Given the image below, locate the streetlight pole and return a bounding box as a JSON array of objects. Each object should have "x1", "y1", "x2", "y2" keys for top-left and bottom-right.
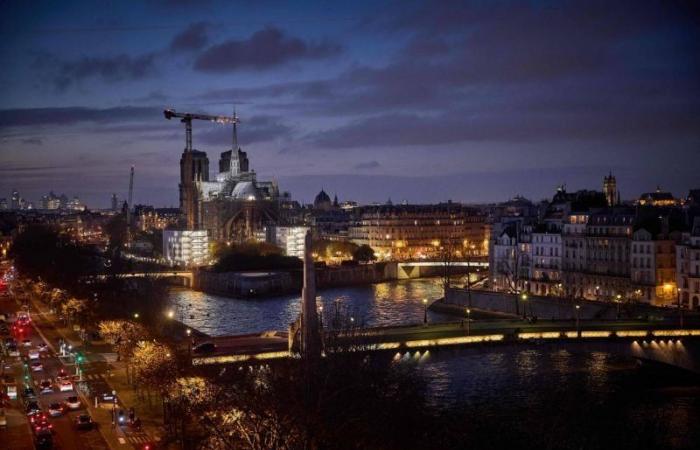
[
  {"x1": 521, "y1": 294, "x2": 528, "y2": 320},
  {"x1": 423, "y1": 299, "x2": 428, "y2": 325},
  {"x1": 677, "y1": 288, "x2": 684, "y2": 329},
  {"x1": 575, "y1": 305, "x2": 580, "y2": 338}
]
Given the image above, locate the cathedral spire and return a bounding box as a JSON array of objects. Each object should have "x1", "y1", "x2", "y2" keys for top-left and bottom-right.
[{"x1": 232, "y1": 107, "x2": 239, "y2": 150}]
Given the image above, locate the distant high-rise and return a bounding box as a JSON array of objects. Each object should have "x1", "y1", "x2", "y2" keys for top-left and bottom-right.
[
  {"x1": 603, "y1": 172, "x2": 619, "y2": 207},
  {"x1": 0, "y1": 198, "x2": 7, "y2": 210},
  {"x1": 10, "y1": 189, "x2": 20, "y2": 210},
  {"x1": 111, "y1": 193, "x2": 119, "y2": 211}
]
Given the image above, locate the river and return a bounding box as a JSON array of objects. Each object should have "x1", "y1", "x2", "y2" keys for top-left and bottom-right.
[
  {"x1": 168, "y1": 281, "x2": 700, "y2": 449},
  {"x1": 168, "y1": 278, "x2": 454, "y2": 336}
]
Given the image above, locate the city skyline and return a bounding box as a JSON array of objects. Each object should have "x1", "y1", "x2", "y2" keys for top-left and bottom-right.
[{"x1": 2, "y1": 0, "x2": 699, "y2": 207}]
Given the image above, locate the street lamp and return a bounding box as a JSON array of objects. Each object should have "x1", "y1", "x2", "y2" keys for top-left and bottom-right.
[
  {"x1": 575, "y1": 305, "x2": 580, "y2": 337},
  {"x1": 466, "y1": 308, "x2": 471, "y2": 336},
  {"x1": 615, "y1": 294, "x2": 622, "y2": 318},
  {"x1": 521, "y1": 294, "x2": 528, "y2": 320},
  {"x1": 166, "y1": 310, "x2": 175, "y2": 319},
  {"x1": 422, "y1": 298, "x2": 428, "y2": 325},
  {"x1": 133, "y1": 312, "x2": 139, "y2": 320},
  {"x1": 318, "y1": 305, "x2": 323, "y2": 329}
]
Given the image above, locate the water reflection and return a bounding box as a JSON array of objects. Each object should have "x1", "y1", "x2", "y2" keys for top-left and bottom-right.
[{"x1": 169, "y1": 278, "x2": 453, "y2": 336}]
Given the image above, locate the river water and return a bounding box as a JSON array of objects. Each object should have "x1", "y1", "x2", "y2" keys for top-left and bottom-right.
[
  {"x1": 169, "y1": 280, "x2": 700, "y2": 449},
  {"x1": 168, "y1": 278, "x2": 454, "y2": 336}
]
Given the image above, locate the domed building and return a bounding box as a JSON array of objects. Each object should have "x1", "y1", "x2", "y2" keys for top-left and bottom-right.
[{"x1": 314, "y1": 189, "x2": 332, "y2": 211}]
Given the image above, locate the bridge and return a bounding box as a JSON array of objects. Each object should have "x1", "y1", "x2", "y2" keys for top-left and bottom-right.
[
  {"x1": 92, "y1": 271, "x2": 194, "y2": 286},
  {"x1": 190, "y1": 320, "x2": 700, "y2": 375},
  {"x1": 396, "y1": 259, "x2": 488, "y2": 279}
]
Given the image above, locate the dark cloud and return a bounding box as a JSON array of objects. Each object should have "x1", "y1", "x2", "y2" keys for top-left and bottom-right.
[
  {"x1": 0, "y1": 106, "x2": 160, "y2": 130},
  {"x1": 20, "y1": 138, "x2": 43, "y2": 145},
  {"x1": 354, "y1": 161, "x2": 381, "y2": 170},
  {"x1": 194, "y1": 27, "x2": 341, "y2": 72},
  {"x1": 170, "y1": 22, "x2": 209, "y2": 52},
  {"x1": 50, "y1": 53, "x2": 157, "y2": 90}
]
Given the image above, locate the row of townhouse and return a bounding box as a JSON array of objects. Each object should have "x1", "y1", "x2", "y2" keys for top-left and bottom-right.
[{"x1": 491, "y1": 209, "x2": 700, "y2": 310}]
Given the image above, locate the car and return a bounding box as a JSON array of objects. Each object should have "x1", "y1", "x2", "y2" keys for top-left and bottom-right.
[
  {"x1": 5, "y1": 382, "x2": 18, "y2": 400},
  {"x1": 100, "y1": 391, "x2": 117, "y2": 403},
  {"x1": 30, "y1": 412, "x2": 52, "y2": 433},
  {"x1": 39, "y1": 379, "x2": 53, "y2": 394},
  {"x1": 3, "y1": 337, "x2": 15, "y2": 347},
  {"x1": 75, "y1": 414, "x2": 93, "y2": 430},
  {"x1": 58, "y1": 380, "x2": 73, "y2": 392},
  {"x1": 34, "y1": 429, "x2": 53, "y2": 449},
  {"x1": 7, "y1": 344, "x2": 19, "y2": 357},
  {"x1": 192, "y1": 342, "x2": 216, "y2": 354},
  {"x1": 28, "y1": 349, "x2": 40, "y2": 360},
  {"x1": 25, "y1": 400, "x2": 41, "y2": 416},
  {"x1": 22, "y1": 339, "x2": 32, "y2": 347},
  {"x1": 37, "y1": 343, "x2": 49, "y2": 352},
  {"x1": 56, "y1": 369, "x2": 69, "y2": 382},
  {"x1": 24, "y1": 386, "x2": 37, "y2": 399},
  {"x1": 0, "y1": 408, "x2": 7, "y2": 428},
  {"x1": 48, "y1": 402, "x2": 63, "y2": 417},
  {"x1": 31, "y1": 362, "x2": 43, "y2": 372},
  {"x1": 65, "y1": 396, "x2": 81, "y2": 410}
]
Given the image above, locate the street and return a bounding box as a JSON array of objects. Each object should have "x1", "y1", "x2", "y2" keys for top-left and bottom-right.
[{"x1": 1, "y1": 288, "x2": 154, "y2": 449}]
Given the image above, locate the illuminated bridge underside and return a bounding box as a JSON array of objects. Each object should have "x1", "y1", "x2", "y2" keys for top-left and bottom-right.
[{"x1": 192, "y1": 328, "x2": 700, "y2": 372}]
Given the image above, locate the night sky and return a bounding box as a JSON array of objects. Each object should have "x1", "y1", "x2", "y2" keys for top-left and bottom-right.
[{"x1": 1, "y1": 0, "x2": 699, "y2": 208}]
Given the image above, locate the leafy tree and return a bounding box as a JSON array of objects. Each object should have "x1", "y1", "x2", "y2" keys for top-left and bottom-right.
[
  {"x1": 352, "y1": 244, "x2": 377, "y2": 263},
  {"x1": 131, "y1": 340, "x2": 176, "y2": 404},
  {"x1": 98, "y1": 320, "x2": 148, "y2": 381}
]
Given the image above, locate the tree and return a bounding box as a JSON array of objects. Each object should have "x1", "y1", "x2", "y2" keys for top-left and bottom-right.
[
  {"x1": 352, "y1": 244, "x2": 376, "y2": 263},
  {"x1": 131, "y1": 340, "x2": 176, "y2": 404},
  {"x1": 61, "y1": 297, "x2": 87, "y2": 325},
  {"x1": 98, "y1": 320, "x2": 148, "y2": 381}
]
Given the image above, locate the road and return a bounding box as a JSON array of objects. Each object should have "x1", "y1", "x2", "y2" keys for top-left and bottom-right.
[{"x1": 1, "y1": 289, "x2": 153, "y2": 449}]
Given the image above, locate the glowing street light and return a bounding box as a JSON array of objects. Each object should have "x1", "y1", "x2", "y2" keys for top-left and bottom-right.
[
  {"x1": 423, "y1": 298, "x2": 428, "y2": 324},
  {"x1": 133, "y1": 313, "x2": 139, "y2": 319},
  {"x1": 521, "y1": 294, "x2": 528, "y2": 319},
  {"x1": 166, "y1": 310, "x2": 175, "y2": 319},
  {"x1": 466, "y1": 308, "x2": 471, "y2": 336},
  {"x1": 575, "y1": 305, "x2": 581, "y2": 337}
]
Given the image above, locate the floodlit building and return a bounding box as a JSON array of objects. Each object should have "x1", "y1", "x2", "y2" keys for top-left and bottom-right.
[
  {"x1": 349, "y1": 203, "x2": 488, "y2": 261},
  {"x1": 163, "y1": 230, "x2": 210, "y2": 266},
  {"x1": 269, "y1": 226, "x2": 308, "y2": 258},
  {"x1": 676, "y1": 218, "x2": 700, "y2": 310}
]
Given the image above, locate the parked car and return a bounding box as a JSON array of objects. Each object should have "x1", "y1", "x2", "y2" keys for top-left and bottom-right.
[
  {"x1": 75, "y1": 414, "x2": 93, "y2": 430},
  {"x1": 100, "y1": 391, "x2": 117, "y2": 403},
  {"x1": 65, "y1": 396, "x2": 81, "y2": 410}
]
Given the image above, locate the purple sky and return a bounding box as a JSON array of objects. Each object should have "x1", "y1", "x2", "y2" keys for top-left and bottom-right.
[{"x1": 1, "y1": 0, "x2": 699, "y2": 208}]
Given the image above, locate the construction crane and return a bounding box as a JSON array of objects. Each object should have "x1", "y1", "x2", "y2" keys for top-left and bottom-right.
[{"x1": 163, "y1": 108, "x2": 239, "y2": 152}]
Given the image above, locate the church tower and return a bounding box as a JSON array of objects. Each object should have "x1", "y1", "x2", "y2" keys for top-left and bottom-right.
[{"x1": 603, "y1": 171, "x2": 618, "y2": 207}]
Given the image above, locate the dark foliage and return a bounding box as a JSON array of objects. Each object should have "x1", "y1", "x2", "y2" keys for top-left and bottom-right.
[
  {"x1": 10, "y1": 225, "x2": 99, "y2": 290},
  {"x1": 213, "y1": 242, "x2": 301, "y2": 272},
  {"x1": 352, "y1": 244, "x2": 377, "y2": 263}
]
